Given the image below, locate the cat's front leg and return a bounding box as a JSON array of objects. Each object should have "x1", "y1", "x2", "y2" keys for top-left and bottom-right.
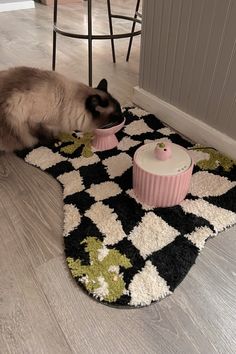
[
  {"x1": 32, "y1": 123, "x2": 58, "y2": 145},
  {"x1": 18, "y1": 123, "x2": 39, "y2": 148}
]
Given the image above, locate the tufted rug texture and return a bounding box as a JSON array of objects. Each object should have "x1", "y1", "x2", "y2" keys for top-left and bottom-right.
[{"x1": 17, "y1": 107, "x2": 236, "y2": 307}]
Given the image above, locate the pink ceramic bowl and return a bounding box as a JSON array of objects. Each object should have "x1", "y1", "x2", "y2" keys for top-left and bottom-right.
[
  {"x1": 133, "y1": 142, "x2": 194, "y2": 208},
  {"x1": 92, "y1": 118, "x2": 126, "y2": 151}
]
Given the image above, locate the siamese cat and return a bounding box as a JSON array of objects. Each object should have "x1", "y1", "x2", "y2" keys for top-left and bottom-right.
[{"x1": 0, "y1": 66, "x2": 122, "y2": 152}]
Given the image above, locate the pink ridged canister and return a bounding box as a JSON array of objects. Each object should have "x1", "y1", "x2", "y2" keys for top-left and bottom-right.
[{"x1": 133, "y1": 141, "x2": 194, "y2": 207}]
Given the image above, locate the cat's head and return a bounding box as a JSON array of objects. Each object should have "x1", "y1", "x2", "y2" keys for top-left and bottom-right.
[{"x1": 85, "y1": 79, "x2": 123, "y2": 130}]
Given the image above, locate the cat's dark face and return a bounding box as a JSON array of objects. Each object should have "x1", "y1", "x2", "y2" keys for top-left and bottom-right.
[{"x1": 85, "y1": 79, "x2": 123, "y2": 129}]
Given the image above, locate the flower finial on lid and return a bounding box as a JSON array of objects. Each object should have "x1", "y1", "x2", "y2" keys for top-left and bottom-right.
[{"x1": 154, "y1": 141, "x2": 172, "y2": 161}]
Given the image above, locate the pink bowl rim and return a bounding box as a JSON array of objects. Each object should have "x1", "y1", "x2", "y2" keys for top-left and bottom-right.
[
  {"x1": 133, "y1": 143, "x2": 194, "y2": 177},
  {"x1": 95, "y1": 117, "x2": 126, "y2": 134}
]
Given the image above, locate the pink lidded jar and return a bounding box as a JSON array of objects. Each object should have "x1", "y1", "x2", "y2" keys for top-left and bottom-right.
[{"x1": 133, "y1": 141, "x2": 194, "y2": 207}]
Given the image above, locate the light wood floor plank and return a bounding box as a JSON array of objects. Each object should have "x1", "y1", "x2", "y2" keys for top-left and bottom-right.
[
  {"x1": 0, "y1": 222, "x2": 71, "y2": 354},
  {"x1": 0, "y1": 154, "x2": 64, "y2": 267}
]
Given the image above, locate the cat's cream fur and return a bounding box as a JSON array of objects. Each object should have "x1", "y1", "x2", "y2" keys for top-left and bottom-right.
[{"x1": 0, "y1": 67, "x2": 122, "y2": 151}]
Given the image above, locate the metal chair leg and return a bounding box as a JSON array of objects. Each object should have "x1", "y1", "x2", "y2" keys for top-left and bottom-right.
[
  {"x1": 107, "y1": 0, "x2": 116, "y2": 63},
  {"x1": 52, "y1": 0, "x2": 58, "y2": 70},
  {"x1": 88, "y1": 0, "x2": 93, "y2": 86},
  {"x1": 126, "y1": 0, "x2": 140, "y2": 62}
]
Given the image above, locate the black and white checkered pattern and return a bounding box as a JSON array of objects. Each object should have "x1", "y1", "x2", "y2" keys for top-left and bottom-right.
[{"x1": 18, "y1": 107, "x2": 236, "y2": 307}]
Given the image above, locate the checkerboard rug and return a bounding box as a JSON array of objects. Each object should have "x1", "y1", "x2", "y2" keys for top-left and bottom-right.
[{"x1": 17, "y1": 107, "x2": 236, "y2": 307}]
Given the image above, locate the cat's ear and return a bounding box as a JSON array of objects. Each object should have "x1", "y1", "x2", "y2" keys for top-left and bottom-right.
[{"x1": 97, "y1": 78, "x2": 108, "y2": 92}]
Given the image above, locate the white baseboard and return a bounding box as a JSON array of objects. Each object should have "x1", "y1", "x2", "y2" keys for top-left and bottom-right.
[
  {"x1": 0, "y1": 1, "x2": 35, "y2": 12},
  {"x1": 133, "y1": 86, "x2": 236, "y2": 160}
]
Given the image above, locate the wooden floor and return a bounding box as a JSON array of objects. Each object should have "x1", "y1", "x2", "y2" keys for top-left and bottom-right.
[{"x1": 0, "y1": 1, "x2": 236, "y2": 353}]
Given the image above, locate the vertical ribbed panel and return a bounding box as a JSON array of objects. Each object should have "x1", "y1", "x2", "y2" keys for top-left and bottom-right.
[{"x1": 139, "y1": 0, "x2": 236, "y2": 139}]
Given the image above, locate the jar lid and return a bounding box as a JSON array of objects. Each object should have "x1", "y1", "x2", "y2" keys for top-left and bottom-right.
[{"x1": 134, "y1": 142, "x2": 192, "y2": 176}]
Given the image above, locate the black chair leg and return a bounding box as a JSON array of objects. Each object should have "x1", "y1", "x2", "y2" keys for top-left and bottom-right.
[
  {"x1": 88, "y1": 0, "x2": 93, "y2": 86},
  {"x1": 52, "y1": 0, "x2": 58, "y2": 70},
  {"x1": 126, "y1": 0, "x2": 140, "y2": 62},
  {"x1": 107, "y1": 0, "x2": 116, "y2": 63},
  {"x1": 52, "y1": 31, "x2": 57, "y2": 70}
]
